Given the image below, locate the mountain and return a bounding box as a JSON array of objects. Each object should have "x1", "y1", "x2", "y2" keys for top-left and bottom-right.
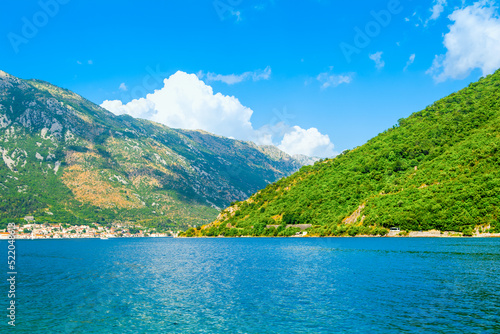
[
  {"x1": 192, "y1": 70, "x2": 500, "y2": 237},
  {"x1": 0, "y1": 70, "x2": 308, "y2": 231},
  {"x1": 257, "y1": 145, "x2": 320, "y2": 166}
]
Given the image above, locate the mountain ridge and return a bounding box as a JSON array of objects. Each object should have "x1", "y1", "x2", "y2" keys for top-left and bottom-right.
[
  {"x1": 188, "y1": 69, "x2": 500, "y2": 237},
  {"x1": 0, "y1": 70, "x2": 310, "y2": 231}
]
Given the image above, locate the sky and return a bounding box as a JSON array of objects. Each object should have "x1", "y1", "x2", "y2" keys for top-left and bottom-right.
[{"x1": 1, "y1": 0, "x2": 500, "y2": 157}]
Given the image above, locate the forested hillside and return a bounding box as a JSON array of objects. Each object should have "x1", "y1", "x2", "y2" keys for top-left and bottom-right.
[
  {"x1": 0, "y1": 71, "x2": 307, "y2": 230},
  {"x1": 192, "y1": 70, "x2": 500, "y2": 237}
]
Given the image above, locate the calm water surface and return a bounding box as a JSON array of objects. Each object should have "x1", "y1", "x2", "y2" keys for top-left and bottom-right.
[{"x1": 1, "y1": 237, "x2": 500, "y2": 333}]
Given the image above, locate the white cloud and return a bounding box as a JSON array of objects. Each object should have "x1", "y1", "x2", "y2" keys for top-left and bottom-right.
[
  {"x1": 369, "y1": 51, "x2": 385, "y2": 70},
  {"x1": 76, "y1": 60, "x2": 82, "y2": 65},
  {"x1": 102, "y1": 71, "x2": 254, "y2": 140},
  {"x1": 101, "y1": 98, "x2": 156, "y2": 120},
  {"x1": 278, "y1": 126, "x2": 336, "y2": 157},
  {"x1": 88, "y1": 60, "x2": 93, "y2": 65},
  {"x1": 404, "y1": 54, "x2": 416, "y2": 71},
  {"x1": 201, "y1": 66, "x2": 271, "y2": 85},
  {"x1": 101, "y1": 71, "x2": 336, "y2": 158},
  {"x1": 316, "y1": 71, "x2": 354, "y2": 89},
  {"x1": 428, "y1": 0, "x2": 447, "y2": 22},
  {"x1": 427, "y1": 1, "x2": 500, "y2": 82},
  {"x1": 119, "y1": 83, "x2": 128, "y2": 91}
]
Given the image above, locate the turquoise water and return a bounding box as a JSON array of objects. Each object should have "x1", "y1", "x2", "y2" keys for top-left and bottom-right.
[{"x1": 2, "y1": 237, "x2": 500, "y2": 333}]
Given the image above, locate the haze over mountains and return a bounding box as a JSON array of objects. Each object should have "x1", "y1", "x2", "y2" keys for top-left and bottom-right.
[{"x1": 0, "y1": 70, "x2": 313, "y2": 230}]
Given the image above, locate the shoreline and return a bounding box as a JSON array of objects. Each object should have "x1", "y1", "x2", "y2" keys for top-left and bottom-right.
[
  {"x1": 2, "y1": 235, "x2": 500, "y2": 240},
  {"x1": 0, "y1": 236, "x2": 174, "y2": 241},
  {"x1": 4, "y1": 231, "x2": 500, "y2": 240},
  {"x1": 181, "y1": 227, "x2": 500, "y2": 238},
  {"x1": 180, "y1": 233, "x2": 500, "y2": 239},
  {"x1": 385, "y1": 229, "x2": 500, "y2": 238}
]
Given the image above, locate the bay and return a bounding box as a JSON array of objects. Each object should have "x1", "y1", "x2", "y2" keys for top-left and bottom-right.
[{"x1": 2, "y1": 237, "x2": 500, "y2": 333}]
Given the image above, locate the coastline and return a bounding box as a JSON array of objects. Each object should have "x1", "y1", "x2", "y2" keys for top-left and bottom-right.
[
  {"x1": 4, "y1": 234, "x2": 500, "y2": 240},
  {"x1": 0, "y1": 235, "x2": 174, "y2": 241},
  {"x1": 385, "y1": 229, "x2": 500, "y2": 238},
  {"x1": 181, "y1": 226, "x2": 500, "y2": 238},
  {"x1": 179, "y1": 232, "x2": 500, "y2": 239},
  {"x1": 5, "y1": 229, "x2": 500, "y2": 240}
]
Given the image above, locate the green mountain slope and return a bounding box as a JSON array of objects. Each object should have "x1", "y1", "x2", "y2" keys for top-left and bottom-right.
[
  {"x1": 0, "y1": 70, "x2": 307, "y2": 230},
  {"x1": 195, "y1": 70, "x2": 500, "y2": 237}
]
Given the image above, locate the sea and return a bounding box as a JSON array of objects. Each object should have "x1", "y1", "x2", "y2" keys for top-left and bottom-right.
[{"x1": 2, "y1": 237, "x2": 499, "y2": 333}]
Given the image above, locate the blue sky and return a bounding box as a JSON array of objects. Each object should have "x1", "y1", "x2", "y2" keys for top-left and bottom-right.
[{"x1": 2, "y1": 0, "x2": 500, "y2": 157}]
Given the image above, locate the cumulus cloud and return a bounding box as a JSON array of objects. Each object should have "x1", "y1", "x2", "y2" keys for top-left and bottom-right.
[
  {"x1": 119, "y1": 83, "x2": 128, "y2": 91},
  {"x1": 101, "y1": 98, "x2": 156, "y2": 120},
  {"x1": 404, "y1": 54, "x2": 416, "y2": 71},
  {"x1": 200, "y1": 66, "x2": 271, "y2": 85},
  {"x1": 427, "y1": 1, "x2": 500, "y2": 82},
  {"x1": 102, "y1": 71, "x2": 254, "y2": 140},
  {"x1": 101, "y1": 71, "x2": 336, "y2": 158},
  {"x1": 316, "y1": 70, "x2": 354, "y2": 89},
  {"x1": 369, "y1": 51, "x2": 385, "y2": 70},
  {"x1": 278, "y1": 126, "x2": 336, "y2": 157}
]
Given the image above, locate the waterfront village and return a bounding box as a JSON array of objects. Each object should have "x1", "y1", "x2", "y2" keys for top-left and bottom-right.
[{"x1": 0, "y1": 216, "x2": 180, "y2": 239}]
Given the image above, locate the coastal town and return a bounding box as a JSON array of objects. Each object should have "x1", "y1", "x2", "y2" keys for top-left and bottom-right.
[{"x1": 0, "y1": 216, "x2": 178, "y2": 239}]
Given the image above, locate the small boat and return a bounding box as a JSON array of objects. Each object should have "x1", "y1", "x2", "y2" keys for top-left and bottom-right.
[{"x1": 100, "y1": 236, "x2": 109, "y2": 240}]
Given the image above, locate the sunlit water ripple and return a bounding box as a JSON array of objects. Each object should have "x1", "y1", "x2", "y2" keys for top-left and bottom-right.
[{"x1": 2, "y1": 237, "x2": 500, "y2": 333}]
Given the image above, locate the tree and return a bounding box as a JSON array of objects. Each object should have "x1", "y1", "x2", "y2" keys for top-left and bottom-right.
[
  {"x1": 129, "y1": 227, "x2": 140, "y2": 234},
  {"x1": 462, "y1": 227, "x2": 474, "y2": 237}
]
